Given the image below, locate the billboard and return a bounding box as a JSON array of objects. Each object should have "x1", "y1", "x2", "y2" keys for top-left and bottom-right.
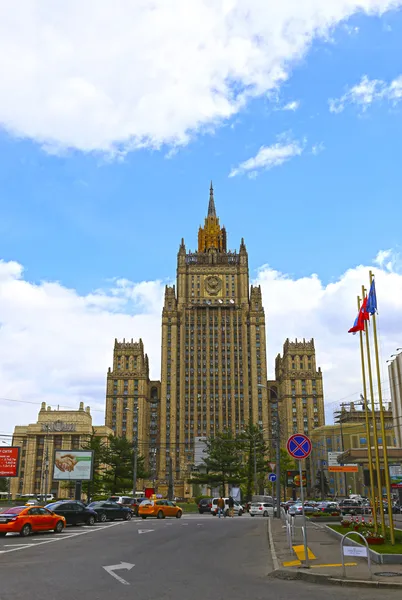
[
  {"x1": 53, "y1": 450, "x2": 94, "y2": 481},
  {"x1": 287, "y1": 470, "x2": 307, "y2": 487},
  {"x1": 0, "y1": 447, "x2": 20, "y2": 477},
  {"x1": 390, "y1": 465, "x2": 402, "y2": 489},
  {"x1": 328, "y1": 465, "x2": 358, "y2": 473}
]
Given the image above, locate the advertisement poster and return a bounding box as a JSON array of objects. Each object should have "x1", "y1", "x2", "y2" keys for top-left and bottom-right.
[
  {"x1": 287, "y1": 470, "x2": 307, "y2": 487},
  {"x1": 390, "y1": 465, "x2": 402, "y2": 489},
  {"x1": 53, "y1": 450, "x2": 94, "y2": 481},
  {"x1": 0, "y1": 447, "x2": 20, "y2": 477}
]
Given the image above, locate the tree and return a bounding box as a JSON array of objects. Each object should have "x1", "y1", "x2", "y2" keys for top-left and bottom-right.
[
  {"x1": 315, "y1": 469, "x2": 330, "y2": 499},
  {"x1": 81, "y1": 428, "x2": 109, "y2": 499},
  {"x1": 102, "y1": 435, "x2": 148, "y2": 495},
  {"x1": 237, "y1": 424, "x2": 269, "y2": 501},
  {"x1": 0, "y1": 478, "x2": 8, "y2": 493},
  {"x1": 189, "y1": 430, "x2": 244, "y2": 495},
  {"x1": 272, "y1": 449, "x2": 296, "y2": 501}
]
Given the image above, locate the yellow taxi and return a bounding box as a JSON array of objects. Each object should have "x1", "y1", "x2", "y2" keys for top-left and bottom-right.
[{"x1": 138, "y1": 497, "x2": 182, "y2": 519}]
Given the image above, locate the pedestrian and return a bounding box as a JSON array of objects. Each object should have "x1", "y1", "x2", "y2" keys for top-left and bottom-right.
[
  {"x1": 228, "y1": 495, "x2": 235, "y2": 518},
  {"x1": 217, "y1": 496, "x2": 225, "y2": 518}
]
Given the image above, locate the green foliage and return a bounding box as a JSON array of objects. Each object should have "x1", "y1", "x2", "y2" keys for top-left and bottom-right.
[
  {"x1": 189, "y1": 430, "x2": 244, "y2": 494},
  {"x1": 237, "y1": 424, "x2": 269, "y2": 501},
  {"x1": 101, "y1": 434, "x2": 148, "y2": 495},
  {"x1": 277, "y1": 449, "x2": 296, "y2": 498},
  {"x1": 80, "y1": 429, "x2": 109, "y2": 498},
  {"x1": 0, "y1": 478, "x2": 8, "y2": 493}
]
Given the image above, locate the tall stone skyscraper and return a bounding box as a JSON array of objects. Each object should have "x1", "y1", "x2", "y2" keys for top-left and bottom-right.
[
  {"x1": 275, "y1": 338, "x2": 325, "y2": 442},
  {"x1": 158, "y1": 184, "x2": 269, "y2": 488}
]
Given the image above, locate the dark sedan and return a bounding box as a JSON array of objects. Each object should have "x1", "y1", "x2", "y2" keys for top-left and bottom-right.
[
  {"x1": 87, "y1": 501, "x2": 133, "y2": 522},
  {"x1": 198, "y1": 498, "x2": 212, "y2": 514},
  {"x1": 46, "y1": 501, "x2": 98, "y2": 526}
]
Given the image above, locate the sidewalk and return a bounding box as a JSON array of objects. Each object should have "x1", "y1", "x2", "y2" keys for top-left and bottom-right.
[{"x1": 268, "y1": 516, "x2": 402, "y2": 588}]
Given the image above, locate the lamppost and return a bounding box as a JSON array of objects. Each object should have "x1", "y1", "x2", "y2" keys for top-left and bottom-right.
[
  {"x1": 125, "y1": 408, "x2": 139, "y2": 495},
  {"x1": 258, "y1": 384, "x2": 281, "y2": 519}
]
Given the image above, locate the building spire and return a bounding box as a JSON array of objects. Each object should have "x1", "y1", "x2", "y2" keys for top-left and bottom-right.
[{"x1": 208, "y1": 181, "x2": 216, "y2": 217}]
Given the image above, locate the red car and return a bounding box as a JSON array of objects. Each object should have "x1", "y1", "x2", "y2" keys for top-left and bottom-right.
[{"x1": 0, "y1": 506, "x2": 66, "y2": 537}]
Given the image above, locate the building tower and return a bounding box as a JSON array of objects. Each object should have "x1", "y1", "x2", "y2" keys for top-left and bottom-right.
[
  {"x1": 275, "y1": 338, "x2": 325, "y2": 442},
  {"x1": 158, "y1": 184, "x2": 269, "y2": 493},
  {"x1": 105, "y1": 338, "x2": 160, "y2": 473}
]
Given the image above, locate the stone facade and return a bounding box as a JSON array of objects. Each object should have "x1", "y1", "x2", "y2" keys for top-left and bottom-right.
[
  {"x1": 104, "y1": 338, "x2": 161, "y2": 475},
  {"x1": 158, "y1": 184, "x2": 269, "y2": 492},
  {"x1": 389, "y1": 353, "x2": 402, "y2": 448},
  {"x1": 10, "y1": 403, "x2": 112, "y2": 499}
]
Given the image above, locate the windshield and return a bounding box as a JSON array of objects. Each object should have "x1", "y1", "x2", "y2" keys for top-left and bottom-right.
[{"x1": 0, "y1": 507, "x2": 25, "y2": 515}]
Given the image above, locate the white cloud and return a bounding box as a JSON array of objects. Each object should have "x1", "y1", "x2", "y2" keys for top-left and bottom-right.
[
  {"x1": 0, "y1": 1, "x2": 401, "y2": 154},
  {"x1": 282, "y1": 100, "x2": 300, "y2": 111},
  {"x1": 1, "y1": 252, "x2": 402, "y2": 434},
  {"x1": 311, "y1": 142, "x2": 325, "y2": 155},
  {"x1": 329, "y1": 74, "x2": 402, "y2": 113},
  {"x1": 229, "y1": 137, "x2": 305, "y2": 177}
]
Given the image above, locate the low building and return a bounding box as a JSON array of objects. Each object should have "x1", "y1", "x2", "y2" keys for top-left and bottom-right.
[
  {"x1": 310, "y1": 402, "x2": 397, "y2": 498},
  {"x1": 10, "y1": 402, "x2": 113, "y2": 499}
]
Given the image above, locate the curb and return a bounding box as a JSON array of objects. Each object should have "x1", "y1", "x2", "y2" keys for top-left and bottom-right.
[{"x1": 266, "y1": 519, "x2": 402, "y2": 589}]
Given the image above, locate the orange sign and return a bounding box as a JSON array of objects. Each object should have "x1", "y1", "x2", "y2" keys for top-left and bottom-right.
[{"x1": 328, "y1": 465, "x2": 358, "y2": 473}]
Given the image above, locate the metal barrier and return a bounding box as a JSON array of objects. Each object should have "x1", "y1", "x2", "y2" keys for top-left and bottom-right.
[{"x1": 340, "y1": 531, "x2": 372, "y2": 580}]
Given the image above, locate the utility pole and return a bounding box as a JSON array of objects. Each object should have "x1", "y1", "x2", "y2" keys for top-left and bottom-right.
[
  {"x1": 275, "y1": 406, "x2": 281, "y2": 519},
  {"x1": 132, "y1": 437, "x2": 138, "y2": 496},
  {"x1": 168, "y1": 456, "x2": 174, "y2": 501},
  {"x1": 253, "y1": 439, "x2": 257, "y2": 495}
]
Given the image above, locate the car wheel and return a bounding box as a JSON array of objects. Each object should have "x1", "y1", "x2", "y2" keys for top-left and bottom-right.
[
  {"x1": 250, "y1": 513, "x2": 255, "y2": 517},
  {"x1": 176, "y1": 511, "x2": 182, "y2": 519},
  {"x1": 141, "y1": 516, "x2": 147, "y2": 519},
  {"x1": 263, "y1": 511, "x2": 268, "y2": 517},
  {"x1": 54, "y1": 520, "x2": 64, "y2": 533},
  {"x1": 100, "y1": 513, "x2": 107, "y2": 523},
  {"x1": 124, "y1": 512, "x2": 132, "y2": 521},
  {"x1": 157, "y1": 510, "x2": 164, "y2": 519},
  {"x1": 199, "y1": 510, "x2": 203, "y2": 514},
  {"x1": 238, "y1": 509, "x2": 243, "y2": 516},
  {"x1": 87, "y1": 516, "x2": 95, "y2": 526},
  {"x1": 20, "y1": 524, "x2": 31, "y2": 537},
  {"x1": 212, "y1": 512, "x2": 216, "y2": 516},
  {"x1": 0, "y1": 532, "x2": 6, "y2": 537}
]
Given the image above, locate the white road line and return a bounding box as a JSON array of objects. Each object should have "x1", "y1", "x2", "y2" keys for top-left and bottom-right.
[{"x1": 0, "y1": 520, "x2": 129, "y2": 556}]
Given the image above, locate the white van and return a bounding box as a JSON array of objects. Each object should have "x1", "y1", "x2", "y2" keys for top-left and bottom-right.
[{"x1": 211, "y1": 497, "x2": 244, "y2": 516}]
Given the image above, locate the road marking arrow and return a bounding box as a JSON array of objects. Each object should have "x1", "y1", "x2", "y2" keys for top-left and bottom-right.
[
  {"x1": 138, "y1": 529, "x2": 154, "y2": 534},
  {"x1": 103, "y1": 562, "x2": 135, "y2": 585}
]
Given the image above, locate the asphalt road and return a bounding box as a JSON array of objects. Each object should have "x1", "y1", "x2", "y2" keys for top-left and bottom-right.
[{"x1": 0, "y1": 514, "x2": 401, "y2": 600}]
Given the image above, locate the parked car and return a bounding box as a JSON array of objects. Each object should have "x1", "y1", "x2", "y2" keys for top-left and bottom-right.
[
  {"x1": 198, "y1": 498, "x2": 212, "y2": 514},
  {"x1": 249, "y1": 502, "x2": 274, "y2": 517},
  {"x1": 211, "y1": 498, "x2": 244, "y2": 516},
  {"x1": 288, "y1": 503, "x2": 318, "y2": 516},
  {"x1": 107, "y1": 496, "x2": 143, "y2": 516},
  {"x1": 0, "y1": 506, "x2": 66, "y2": 537},
  {"x1": 338, "y1": 499, "x2": 364, "y2": 516},
  {"x1": 87, "y1": 501, "x2": 133, "y2": 522},
  {"x1": 138, "y1": 499, "x2": 182, "y2": 519},
  {"x1": 45, "y1": 500, "x2": 98, "y2": 526}
]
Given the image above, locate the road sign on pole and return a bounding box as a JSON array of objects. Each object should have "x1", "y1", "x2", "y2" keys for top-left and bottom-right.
[
  {"x1": 268, "y1": 473, "x2": 277, "y2": 483},
  {"x1": 286, "y1": 434, "x2": 312, "y2": 569},
  {"x1": 286, "y1": 434, "x2": 312, "y2": 460},
  {"x1": 269, "y1": 462, "x2": 276, "y2": 471}
]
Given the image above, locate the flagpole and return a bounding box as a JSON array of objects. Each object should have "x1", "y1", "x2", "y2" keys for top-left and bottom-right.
[
  {"x1": 358, "y1": 295, "x2": 377, "y2": 533},
  {"x1": 362, "y1": 285, "x2": 386, "y2": 537},
  {"x1": 369, "y1": 271, "x2": 395, "y2": 545}
]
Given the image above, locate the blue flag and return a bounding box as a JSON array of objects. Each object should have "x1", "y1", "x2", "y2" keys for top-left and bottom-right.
[{"x1": 366, "y1": 280, "x2": 377, "y2": 315}]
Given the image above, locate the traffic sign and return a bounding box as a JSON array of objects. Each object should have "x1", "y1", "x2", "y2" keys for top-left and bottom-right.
[
  {"x1": 286, "y1": 434, "x2": 312, "y2": 460},
  {"x1": 268, "y1": 473, "x2": 277, "y2": 483},
  {"x1": 269, "y1": 462, "x2": 276, "y2": 471}
]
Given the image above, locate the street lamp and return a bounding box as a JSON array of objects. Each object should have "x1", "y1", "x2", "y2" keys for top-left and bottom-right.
[
  {"x1": 257, "y1": 384, "x2": 281, "y2": 519},
  {"x1": 125, "y1": 407, "x2": 139, "y2": 496}
]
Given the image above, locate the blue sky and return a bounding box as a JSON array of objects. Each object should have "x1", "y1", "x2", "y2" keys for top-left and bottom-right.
[
  {"x1": 1, "y1": 8, "x2": 402, "y2": 293},
  {"x1": 1, "y1": 2, "x2": 402, "y2": 433}
]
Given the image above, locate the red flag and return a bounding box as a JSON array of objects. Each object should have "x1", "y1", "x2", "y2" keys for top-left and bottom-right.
[{"x1": 348, "y1": 297, "x2": 369, "y2": 334}]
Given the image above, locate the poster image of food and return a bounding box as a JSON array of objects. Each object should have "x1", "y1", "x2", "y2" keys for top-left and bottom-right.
[
  {"x1": 53, "y1": 450, "x2": 94, "y2": 481},
  {"x1": 286, "y1": 470, "x2": 307, "y2": 487}
]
